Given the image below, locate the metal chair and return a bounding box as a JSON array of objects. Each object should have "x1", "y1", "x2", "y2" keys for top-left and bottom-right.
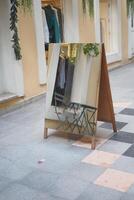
[{"x1": 54, "y1": 92, "x2": 81, "y2": 132}]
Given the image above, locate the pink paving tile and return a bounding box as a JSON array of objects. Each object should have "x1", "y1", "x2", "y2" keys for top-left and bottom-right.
[
  {"x1": 82, "y1": 150, "x2": 120, "y2": 167},
  {"x1": 94, "y1": 168, "x2": 134, "y2": 192},
  {"x1": 72, "y1": 136, "x2": 107, "y2": 149}
]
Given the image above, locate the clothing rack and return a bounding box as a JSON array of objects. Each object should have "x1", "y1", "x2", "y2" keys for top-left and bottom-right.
[
  {"x1": 60, "y1": 45, "x2": 68, "y2": 58},
  {"x1": 42, "y1": 0, "x2": 64, "y2": 43},
  {"x1": 41, "y1": 0, "x2": 62, "y2": 9}
]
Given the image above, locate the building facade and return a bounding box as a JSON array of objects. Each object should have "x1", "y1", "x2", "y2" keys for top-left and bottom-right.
[{"x1": 0, "y1": 0, "x2": 133, "y2": 111}]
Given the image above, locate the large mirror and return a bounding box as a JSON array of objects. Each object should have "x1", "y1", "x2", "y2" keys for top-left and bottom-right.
[{"x1": 45, "y1": 43, "x2": 102, "y2": 138}]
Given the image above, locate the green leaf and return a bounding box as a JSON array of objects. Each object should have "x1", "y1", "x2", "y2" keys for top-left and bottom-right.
[
  {"x1": 82, "y1": 0, "x2": 94, "y2": 17},
  {"x1": 127, "y1": 0, "x2": 134, "y2": 18}
]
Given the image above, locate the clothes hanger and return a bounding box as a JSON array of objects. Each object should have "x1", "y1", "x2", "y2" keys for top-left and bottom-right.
[
  {"x1": 45, "y1": 0, "x2": 55, "y2": 6},
  {"x1": 60, "y1": 54, "x2": 65, "y2": 59},
  {"x1": 42, "y1": 4, "x2": 53, "y2": 8},
  {"x1": 42, "y1": 0, "x2": 61, "y2": 9},
  {"x1": 59, "y1": 50, "x2": 66, "y2": 59}
]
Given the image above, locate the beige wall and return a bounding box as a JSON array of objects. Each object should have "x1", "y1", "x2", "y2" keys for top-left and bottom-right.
[
  {"x1": 18, "y1": 10, "x2": 46, "y2": 98},
  {"x1": 78, "y1": 0, "x2": 95, "y2": 42}
]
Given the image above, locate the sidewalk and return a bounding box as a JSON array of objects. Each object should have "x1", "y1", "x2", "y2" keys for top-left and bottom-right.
[{"x1": 0, "y1": 63, "x2": 134, "y2": 200}]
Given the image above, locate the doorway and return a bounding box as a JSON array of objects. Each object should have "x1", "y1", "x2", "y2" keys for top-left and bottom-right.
[
  {"x1": 100, "y1": 0, "x2": 121, "y2": 63},
  {"x1": 128, "y1": 13, "x2": 134, "y2": 58}
]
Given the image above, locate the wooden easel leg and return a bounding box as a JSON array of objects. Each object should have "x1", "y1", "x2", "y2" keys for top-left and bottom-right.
[
  {"x1": 112, "y1": 121, "x2": 117, "y2": 133},
  {"x1": 44, "y1": 128, "x2": 48, "y2": 139},
  {"x1": 91, "y1": 136, "x2": 96, "y2": 150}
]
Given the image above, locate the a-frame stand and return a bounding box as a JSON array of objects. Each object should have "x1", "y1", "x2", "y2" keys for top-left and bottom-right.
[
  {"x1": 97, "y1": 44, "x2": 117, "y2": 132},
  {"x1": 44, "y1": 43, "x2": 117, "y2": 149}
]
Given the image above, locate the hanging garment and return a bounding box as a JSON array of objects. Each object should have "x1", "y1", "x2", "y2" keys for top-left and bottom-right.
[
  {"x1": 57, "y1": 8, "x2": 64, "y2": 42},
  {"x1": 42, "y1": 9, "x2": 49, "y2": 43},
  {"x1": 57, "y1": 57, "x2": 66, "y2": 89},
  {"x1": 52, "y1": 7, "x2": 59, "y2": 24},
  {"x1": 43, "y1": 5, "x2": 61, "y2": 43},
  {"x1": 51, "y1": 57, "x2": 65, "y2": 106},
  {"x1": 52, "y1": 57, "x2": 75, "y2": 106},
  {"x1": 63, "y1": 59, "x2": 74, "y2": 105},
  {"x1": 52, "y1": 7, "x2": 61, "y2": 42},
  {"x1": 54, "y1": 7, "x2": 64, "y2": 42}
]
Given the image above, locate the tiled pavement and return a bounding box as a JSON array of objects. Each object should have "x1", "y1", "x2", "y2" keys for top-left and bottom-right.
[{"x1": 0, "y1": 63, "x2": 134, "y2": 199}]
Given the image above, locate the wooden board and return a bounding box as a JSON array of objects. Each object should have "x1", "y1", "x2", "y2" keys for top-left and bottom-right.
[{"x1": 97, "y1": 43, "x2": 117, "y2": 132}]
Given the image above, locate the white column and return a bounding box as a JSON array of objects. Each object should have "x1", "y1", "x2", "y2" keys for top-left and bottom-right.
[
  {"x1": 63, "y1": 0, "x2": 79, "y2": 42},
  {"x1": 72, "y1": 0, "x2": 80, "y2": 42},
  {"x1": 94, "y1": 0, "x2": 101, "y2": 43},
  {"x1": 63, "y1": 0, "x2": 73, "y2": 42},
  {"x1": 32, "y1": 0, "x2": 47, "y2": 84}
]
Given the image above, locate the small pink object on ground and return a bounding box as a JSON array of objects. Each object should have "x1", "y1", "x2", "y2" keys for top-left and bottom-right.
[{"x1": 38, "y1": 159, "x2": 45, "y2": 164}]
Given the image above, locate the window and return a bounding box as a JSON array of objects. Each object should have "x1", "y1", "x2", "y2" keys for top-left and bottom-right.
[
  {"x1": 100, "y1": 0, "x2": 121, "y2": 63},
  {"x1": 128, "y1": 13, "x2": 134, "y2": 57}
]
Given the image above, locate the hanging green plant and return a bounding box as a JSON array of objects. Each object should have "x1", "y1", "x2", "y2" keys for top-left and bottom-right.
[
  {"x1": 127, "y1": 0, "x2": 134, "y2": 16},
  {"x1": 83, "y1": 43, "x2": 99, "y2": 57},
  {"x1": 10, "y1": 0, "x2": 32, "y2": 60},
  {"x1": 127, "y1": 0, "x2": 134, "y2": 18},
  {"x1": 10, "y1": 0, "x2": 22, "y2": 60},
  {"x1": 18, "y1": 0, "x2": 32, "y2": 12},
  {"x1": 69, "y1": 43, "x2": 99, "y2": 64},
  {"x1": 82, "y1": 0, "x2": 94, "y2": 17}
]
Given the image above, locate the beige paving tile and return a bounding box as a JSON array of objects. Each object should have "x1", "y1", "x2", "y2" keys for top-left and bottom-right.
[
  {"x1": 82, "y1": 150, "x2": 120, "y2": 167},
  {"x1": 94, "y1": 168, "x2": 134, "y2": 192},
  {"x1": 113, "y1": 102, "x2": 132, "y2": 108}
]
